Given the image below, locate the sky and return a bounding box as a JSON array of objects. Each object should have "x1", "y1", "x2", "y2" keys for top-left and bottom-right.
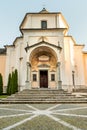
[{"x1": 0, "y1": 0, "x2": 87, "y2": 50}]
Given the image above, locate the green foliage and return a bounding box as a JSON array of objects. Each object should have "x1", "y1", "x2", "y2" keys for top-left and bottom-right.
[
  {"x1": 7, "y1": 73, "x2": 11, "y2": 95},
  {"x1": 0, "y1": 73, "x2": 3, "y2": 95},
  {"x1": 0, "y1": 95, "x2": 8, "y2": 98},
  {"x1": 11, "y1": 72, "x2": 14, "y2": 94},
  {"x1": 7, "y1": 69, "x2": 18, "y2": 95},
  {"x1": 14, "y1": 69, "x2": 18, "y2": 92}
]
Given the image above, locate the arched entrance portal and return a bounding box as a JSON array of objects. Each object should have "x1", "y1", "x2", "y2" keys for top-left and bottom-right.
[{"x1": 30, "y1": 46, "x2": 57, "y2": 89}]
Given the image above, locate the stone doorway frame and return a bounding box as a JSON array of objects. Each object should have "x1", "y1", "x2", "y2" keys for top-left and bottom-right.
[
  {"x1": 39, "y1": 70, "x2": 48, "y2": 88},
  {"x1": 39, "y1": 68, "x2": 49, "y2": 89}
]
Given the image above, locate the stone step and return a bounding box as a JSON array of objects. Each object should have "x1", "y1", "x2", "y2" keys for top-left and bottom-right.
[
  {"x1": 14, "y1": 95, "x2": 81, "y2": 99},
  {"x1": 1, "y1": 89, "x2": 87, "y2": 104},
  {"x1": 19, "y1": 89, "x2": 68, "y2": 94},
  {"x1": 4, "y1": 96, "x2": 87, "y2": 101},
  {"x1": 1, "y1": 100, "x2": 87, "y2": 104},
  {"x1": 2, "y1": 98, "x2": 87, "y2": 103},
  {"x1": 73, "y1": 89, "x2": 87, "y2": 93},
  {"x1": 16, "y1": 93, "x2": 72, "y2": 96},
  {"x1": 15, "y1": 95, "x2": 75, "y2": 98},
  {"x1": 1, "y1": 98, "x2": 87, "y2": 104},
  {"x1": 7, "y1": 94, "x2": 79, "y2": 100}
]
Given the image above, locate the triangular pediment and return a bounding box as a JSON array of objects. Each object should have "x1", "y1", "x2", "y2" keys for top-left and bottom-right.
[{"x1": 25, "y1": 40, "x2": 62, "y2": 52}]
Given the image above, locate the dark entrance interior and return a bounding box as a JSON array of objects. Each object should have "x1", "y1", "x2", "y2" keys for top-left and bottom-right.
[{"x1": 40, "y1": 70, "x2": 48, "y2": 88}]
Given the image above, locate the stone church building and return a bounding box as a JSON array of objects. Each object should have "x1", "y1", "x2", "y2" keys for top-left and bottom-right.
[{"x1": 0, "y1": 8, "x2": 87, "y2": 92}]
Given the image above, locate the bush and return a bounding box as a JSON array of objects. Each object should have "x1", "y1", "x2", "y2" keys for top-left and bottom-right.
[
  {"x1": 0, "y1": 73, "x2": 3, "y2": 95},
  {"x1": 7, "y1": 69, "x2": 18, "y2": 95},
  {"x1": 11, "y1": 71, "x2": 15, "y2": 94},
  {"x1": 15, "y1": 69, "x2": 18, "y2": 92},
  {"x1": 7, "y1": 73, "x2": 11, "y2": 95}
]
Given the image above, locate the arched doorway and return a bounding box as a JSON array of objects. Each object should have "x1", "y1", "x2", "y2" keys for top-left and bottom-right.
[{"x1": 30, "y1": 46, "x2": 57, "y2": 89}]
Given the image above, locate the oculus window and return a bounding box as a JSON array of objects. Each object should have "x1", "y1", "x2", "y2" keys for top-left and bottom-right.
[{"x1": 41, "y1": 21, "x2": 47, "y2": 29}]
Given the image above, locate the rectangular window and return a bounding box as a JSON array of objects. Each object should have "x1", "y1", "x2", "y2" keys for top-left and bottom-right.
[
  {"x1": 72, "y1": 71, "x2": 75, "y2": 86},
  {"x1": 33, "y1": 74, "x2": 37, "y2": 81},
  {"x1": 41, "y1": 21, "x2": 47, "y2": 29},
  {"x1": 51, "y1": 74, "x2": 55, "y2": 81}
]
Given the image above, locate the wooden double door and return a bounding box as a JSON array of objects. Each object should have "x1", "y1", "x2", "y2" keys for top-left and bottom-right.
[{"x1": 40, "y1": 70, "x2": 48, "y2": 88}]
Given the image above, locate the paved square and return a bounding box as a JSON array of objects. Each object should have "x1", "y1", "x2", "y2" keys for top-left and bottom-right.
[{"x1": 0, "y1": 104, "x2": 87, "y2": 130}]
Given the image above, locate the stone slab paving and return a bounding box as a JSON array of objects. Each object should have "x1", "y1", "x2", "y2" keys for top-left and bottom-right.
[{"x1": 0, "y1": 104, "x2": 86, "y2": 130}]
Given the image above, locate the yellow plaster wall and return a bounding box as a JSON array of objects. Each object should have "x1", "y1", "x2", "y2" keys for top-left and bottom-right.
[
  {"x1": 0, "y1": 55, "x2": 6, "y2": 86},
  {"x1": 83, "y1": 53, "x2": 87, "y2": 86},
  {"x1": 32, "y1": 82, "x2": 38, "y2": 88},
  {"x1": 49, "y1": 82, "x2": 56, "y2": 88}
]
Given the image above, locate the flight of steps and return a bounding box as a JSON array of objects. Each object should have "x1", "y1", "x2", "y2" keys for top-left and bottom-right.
[
  {"x1": 73, "y1": 88, "x2": 87, "y2": 93},
  {"x1": 1, "y1": 89, "x2": 87, "y2": 104}
]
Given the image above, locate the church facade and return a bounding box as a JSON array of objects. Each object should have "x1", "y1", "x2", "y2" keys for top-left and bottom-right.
[{"x1": 0, "y1": 8, "x2": 87, "y2": 92}]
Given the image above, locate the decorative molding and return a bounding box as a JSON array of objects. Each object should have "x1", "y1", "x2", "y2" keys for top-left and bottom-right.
[
  {"x1": 32, "y1": 70, "x2": 37, "y2": 72},
  {"x1": 38, "y1": 64, "x2": 50, "y2": 68},
  {"x1": 38, "y1": 55, "x2": 49, "y2": 62},
  {"x1": 50, "y1": 70, "x2": 56, "y2": 72}
]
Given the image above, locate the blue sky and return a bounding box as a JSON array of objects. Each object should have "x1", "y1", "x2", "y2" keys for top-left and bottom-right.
[{"x1": 0, "y1": 0, "x2": 87, "y2": 50}]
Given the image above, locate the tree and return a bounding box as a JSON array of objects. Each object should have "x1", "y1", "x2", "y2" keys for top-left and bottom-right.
[
  {"x1": 7, "y1": 73, "x2": 11, "y2": 95},
  {"x1": 11, "y1": 71, "x2": 15, "y2": 94},
  {"x1": 14, "y1": 69, "x2": 18, "y2": 92},
  {"x1": 7, "y1": 69, "x2": 18, "y2": 95},
  {"x1": 0, "y1": 73, "x2": 3, "y2": 95}
]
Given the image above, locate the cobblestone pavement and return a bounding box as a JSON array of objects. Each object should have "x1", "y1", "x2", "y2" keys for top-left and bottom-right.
[{"x1": 0, "y1": 104, "x2": 87, "y2": 130}]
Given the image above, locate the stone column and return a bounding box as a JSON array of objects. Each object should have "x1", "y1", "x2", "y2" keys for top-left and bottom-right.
[
  {"x1": 57, "y1": 62, "x2": 62, "y2": 89},
  {"x1": 26, "y1": 62, "x2": 31, "y2": 89},
  {"x1": 56, "y1": 42, "x2": 62, "y2": 89}
]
